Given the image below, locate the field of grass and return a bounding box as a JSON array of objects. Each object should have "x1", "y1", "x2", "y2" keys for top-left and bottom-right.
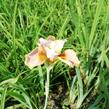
[{"x1": 0, "y1": 0, "x2": 109, "y2": 109}]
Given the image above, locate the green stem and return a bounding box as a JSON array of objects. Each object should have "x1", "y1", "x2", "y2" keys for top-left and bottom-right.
[{"x1": 44, "y1": 66, "x2": 51, "y2": 109}]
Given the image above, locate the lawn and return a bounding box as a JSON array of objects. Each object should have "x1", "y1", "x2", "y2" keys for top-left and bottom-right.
[{"x1": 0, "y1": 0, "x2": 109, "y2": 109}]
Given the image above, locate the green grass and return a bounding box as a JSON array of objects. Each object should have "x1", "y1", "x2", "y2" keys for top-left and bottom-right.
[{"x1": 0, "y1": 0, "x2": 109, "y2": 109}]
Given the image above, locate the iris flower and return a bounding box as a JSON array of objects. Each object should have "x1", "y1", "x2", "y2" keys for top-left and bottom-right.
[{"x1": 25, "y1": 36, "x2": 80, "y2": 69}]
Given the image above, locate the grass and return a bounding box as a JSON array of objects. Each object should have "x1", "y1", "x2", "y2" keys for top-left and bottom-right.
[{"x1": 0, "y1": 0, "x2": 109, "y2": 109}]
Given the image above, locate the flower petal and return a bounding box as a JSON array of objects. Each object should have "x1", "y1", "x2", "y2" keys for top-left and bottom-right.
[
  {"x1": 49, "y1": 39, "x2": 67, "y2": 54},
  {"x1": 25, "y1": 48, "x2": 47, "y2": 69},
  {"x1": 39, "y1": 37, "x2": 66, "y2": 60},
  {"x1": 39, "y1": 36, "x2": 55, "y2": 46},
  {"x1": 39, "y1": 38, "x2": 48, "y2": 46},
  {"x1": 58, "y1": 49, "x2": 80, "y2": 67},
  {"x1": 44, "y1": 40, "x2": 66, "y2": 60}
]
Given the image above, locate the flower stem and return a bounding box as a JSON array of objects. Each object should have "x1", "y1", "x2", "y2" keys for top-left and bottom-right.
[{"x1": 44, "y1": 66, "x2": 52, "y2": 109}]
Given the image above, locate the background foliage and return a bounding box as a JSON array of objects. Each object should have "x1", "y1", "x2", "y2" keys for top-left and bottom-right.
[{"x1": 0, "y1": 0, "x2": 109, "y2": 109}]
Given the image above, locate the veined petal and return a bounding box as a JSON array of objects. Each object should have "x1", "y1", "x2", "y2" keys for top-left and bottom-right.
[
  {"x1": 25, "y1": 48, "x2": 47, "y2": 69},
  {"x1": 58, "y1": 49, "x2": 80, "y2": 67}
]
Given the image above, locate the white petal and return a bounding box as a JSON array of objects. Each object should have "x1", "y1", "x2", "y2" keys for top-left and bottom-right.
[
  {"x1": 45, "y1": 48, "x2": 58, "y2": 60},
  {"x1": 39, "y1": 38, "x2": 48, "y2": 46},
  {"x1": 39, "y1": 37, "x2": 67, "y2": 59}
]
